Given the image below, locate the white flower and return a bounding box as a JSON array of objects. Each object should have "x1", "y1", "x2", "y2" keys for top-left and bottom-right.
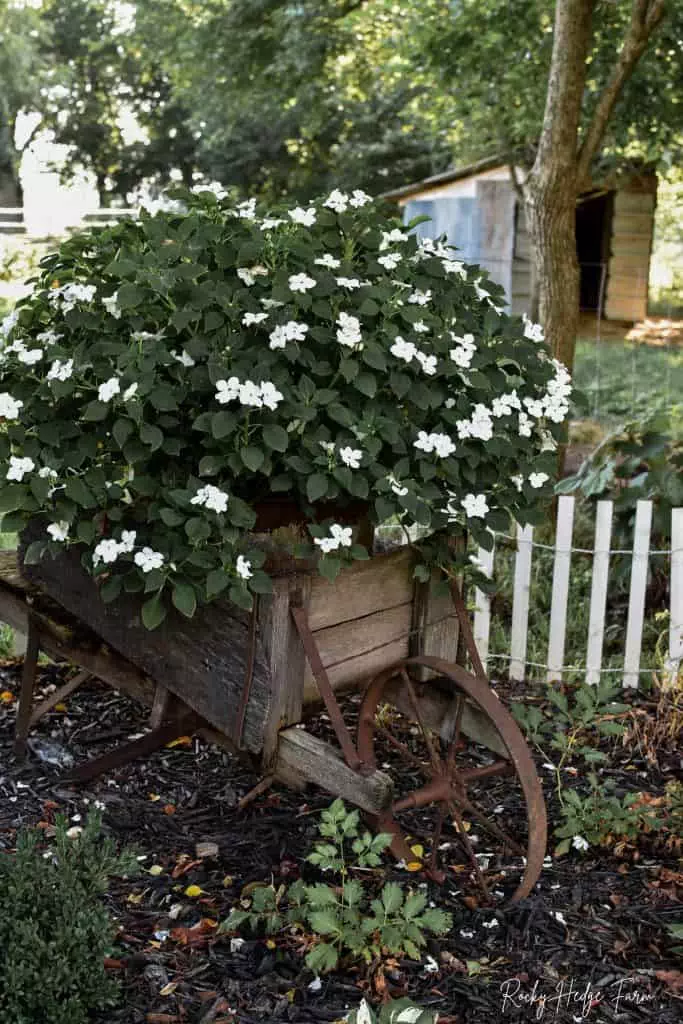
[
  {"x1": 38, "y1": 466, "x2": 58, "y2": 480},
  {"x1": 444, "y1": 397, "x2": 456, "y2": 409},
  {"x1": 0, "y1": 393, "x2": 23, "y2": 419},
  {"x1": 379, "y1": 228, "x2": 408, "y2": 250},
  {"x1": 529, "y1": 472, "x2": 549, "y2": 489},
  {"x1": 237, "y1": 265, "x2": 268, "y2": 286},
  {"x1": 118, "y1": 530, "x2": 137, "y2": 553},
  {"x1": 319, "y1": 441, "x2": 335, "y2": 455},
  {"x1": 242, "y1": 312, "x2": 269, "y2": 326},
  {"x1": 36, "y1": 330, "x2": 62, "y2": 346},
  {"x1": 524, "y1": 396, "x2": 545, "y2": 418},
  {"x1": 269, "y1": 320, "x2": 309, "y2": 349},
  {"x1": 191, "y1": 484, "x2": 229, "y2": 514},
  {"x1": 572, "y1": 835, "x2": 589, "y2": 852},
  {"x1": 330, "y1": 523, "x2": 353, "y2": 547},
  {"x1": 289, "y1": 206, "x2": 316, "y2": 227},
  {"x1": 236, "y1": 555, "x2": 253, "y2": 579},
  {"x1": 423, "y1": 955, "x2": 440, "y2": 973},
  {"x1": 315, "y1": 536, "x2": 338, "y2": 554},
  {"x1": 101, "y1": 292, "x2": 120, "y2": 318},
  {"x1": 98, "y1": 377, "x2": 120, "y2": 402},
  {"x1": 65, "y1": 826, "x2": 83, "y2": 839},
  {"x1": 336, "y1": 312, "x2": 362, "y2": 350},
  {"x1": 414, "y1": 430, "x2": 434, "y2": 453},
  {"x1": 314, "y1": 254, "x2": 341, "y2": 269},
  {"x1": 551, "y1": 911, "x2": 567, "y2": 925},
  {"x1": 324, "y1": 189, "x2": 349, "y2": 214},
  {"x1": 237, "y1": 198, "x2": 257, "y2": 219},
  {"x1": 449, "y1": 332, "x2": 476, "y2": 369},
  {"x1": 413, "y1": 320, "x2": 429, "y2": 333},
  {"x1": 192, "y1": 181, "x2": 227, "y2": 200},
  {"x1": 473, "y1": 279, "x2": 490, "y2": 302},
  {"x1": 260, "y1": 381, "x2": 283, "y2": 410},
  {"x1": 442, "y1": 258, "x2": 466, "y2": 278},
  {"x1": 53, "y1": 283, "x2": 96, "y2": 312},
  {"x1": 131, "y1": 330, "x2": 164, "y2": 342},
  {"x1": 407, "y1": 288, "x2": 432, "y2": 306},
  {"x1": 335, "y1": 276, "x2": 362, "y2": 290},
  {"x1": 377, "y1": 252, "x2": 402, "y2": 270},
  {"x1": 457, "y1": 403, "x2": 493, "y2": 442},
  {"x1": 461, "y1": 493, "x2": 489, "y2": 519},
  {"x1": 415, "y1": 351, "x2": 437, "y2": 376},
  {"x1": 349, "y1": 189, "x2": 372, "y2": 207},
  {"x1": 93, "y1": 539, "x2": 120, "y2": 567},
  {"x1": 413, "y1": 432, "x2": 455, "y2": 457},
  {"x1": 511, "y1": 474, "x2": 524, "y2": 492},
  {"x1": 17, "y1": 347, "x2": 43, "y2": 365},
  {"x1": 260, "y1": 298, "x2": 284, "y2": 310},
  {"x1": 288, "y1": 273, "x2": 316, "y2": 294},
  {"x1": 388, "y1": 474, "x2": 408, "y2": 497},
  {"x1": 523, "y1": 313, "x2": 545, "y2": 342},
  {"x1": 134, "y1": 547, "x2": 165, "y2": 573},
  {"x1": 47, "y1": 358, "x2": 74, "y2": 382},
  {"x1": 260, "y1": 216, "x2": 285, "y2": 230},
  {"x1": 518, "y1": 411, "x2": 533, "y2": 437},
  {"x1": 339, "y1": 446, "x2": 362, "y2": 469},
  {"x1": 6, "y1": 456, "x2": 34, "y2": 481},
  {"x1": 1, "y1": 310, "x2": 19, "y2": 337},
  {"x1": 390, "y1": 336, "x2": 416, "y2": 363},
  {"x1": 46, "y1": 521, "x2": 69, "y2": 542},
  {"x1": 172, "y1": 349, "x2": 196, "y2": 368},
  {"x1": 240, "y1": 380, "x2": 263, "y2": 407},
  {"x1": 123, "y1": 382, "x2": 138, "y2": 401},
  {"x1": 215, "y1": 377, "x2": 241, "y2": 404}
]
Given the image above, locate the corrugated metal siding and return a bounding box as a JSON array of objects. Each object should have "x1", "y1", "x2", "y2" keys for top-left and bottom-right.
[{"x1": 604, "y1": 188, "x2": 656, "y2": 321}]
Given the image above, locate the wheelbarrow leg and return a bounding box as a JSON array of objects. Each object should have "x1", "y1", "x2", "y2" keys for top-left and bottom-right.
[
  {"x1": 64, "y1": 712, "x2": 198, "y2": 784},
  {"x1": 13, "y1": 618, "x2": 40, "y2": 758}
]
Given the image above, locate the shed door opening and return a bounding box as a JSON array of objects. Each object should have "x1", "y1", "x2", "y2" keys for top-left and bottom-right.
[{"x1": 576, "y1": 192, "x2": 612, "y2": 312}]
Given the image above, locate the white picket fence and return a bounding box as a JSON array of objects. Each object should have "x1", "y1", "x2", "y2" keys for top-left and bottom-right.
[
  {"x1": 0, "y1": 207, "x2": 136, "y2": 236},
  {"x1": 473, "y1": 496, "x2": 683, "y2": 688}
]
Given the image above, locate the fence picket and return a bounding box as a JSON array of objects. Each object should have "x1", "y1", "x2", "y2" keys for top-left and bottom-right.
[
  {"x1": 509, "y1": 523, "x2": 534, "y2": 681},
  {"x1": 585, "y1": 500, "x2": 613, "y2": 685},
  {"x1": 623, "y1": 499, "x2": 653, "y2": 688},
  {"x1": 473, "y1": 543, "x2": 495, "y2": 672},
  {"x1": 667, "y1": 507, "x2": 683, "y2": 680},
  {"x1": 546, "y1": 495, "x2": 575, "y2": 682}
]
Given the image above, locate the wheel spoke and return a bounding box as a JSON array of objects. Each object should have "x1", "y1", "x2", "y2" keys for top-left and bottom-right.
[
  {"x1": 459, "y1": 795, "x2": 525, "y2": 857},
  {"x1": 447, "y1": 800, "x2": 490, "y2": 899},
  {"x1": 400, "y1": 669, "x2": 443, "y2": 774},
  {"x1": 429, "y1": 802, "x2": 448, "y2": 875},
  {"x1": 376, "y1": 723, "x2": 432, "y2": 775},
  {"x1": 457, "y1": 760, "x2": 514, "y2": 783},
  {"x1": 446, "y1": 694, "x2": 464, "y2": 773}
]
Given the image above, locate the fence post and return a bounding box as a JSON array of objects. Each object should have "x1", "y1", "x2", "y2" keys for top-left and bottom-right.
[
  {"x1": 666, "y1": 507, "x2": 683, "y2": 681},
  {"x1": 623, "y1": 499, "x2": 653, "y2": 688},
  {"x1": 585, "y1": 500, "x2": 613, "y2": 685},
  {"x1": 509, "y1": 523, "x2": 534, "y2": 681},
  {"x1": 473, "y1": 543, "x2": 495, "y2": 673},
  {"x1": 546, "y1": 495, "x2": 575, "y2": 682}
]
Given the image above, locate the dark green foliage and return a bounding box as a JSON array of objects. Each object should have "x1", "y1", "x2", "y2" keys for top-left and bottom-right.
[{"x1": 0, "y1": 812, "x2": 138, "y2": 1024}]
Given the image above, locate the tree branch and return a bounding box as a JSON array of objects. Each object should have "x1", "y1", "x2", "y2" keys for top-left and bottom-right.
[{"x1": 576, "y1": 0, "x2": 666, "y2": 184}]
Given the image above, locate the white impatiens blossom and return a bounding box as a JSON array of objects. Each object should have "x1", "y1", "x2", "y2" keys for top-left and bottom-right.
[
  {"x1": 269, "y1": 320, "x2": 308, "y2": 349},
  {"x1": 218, "y1": 377, "x2": 283, "y2": 411},
  {"x1": 529, "y1": 472, "x2": 549, "y2": 489},
  {"x1": 288, "y1": 272, "x2": 317, "y2": 294},
  {"x1": 511, "y1": 474, "x2": 524, "y2": 492},
  {"x1": 260, "y1": 381, "x2": 284, "y2": 410},
  {"x1": 93, "y1": 538, "x2": 120, "y2": 566},
  {"x1": 414, "y1": 431, "x2": 456, "y2": 458},
  {"x1": 356, "y1": 999, "x2": 373, "y2": 1024},
  {"x1": 38, "y1": 466, "x2": 58, "y2": 480},
  {"x1": 46, "y1": 521, "x2": 69, "y2": 542},
  {"x1": 118, "y1": 530, "x2": 137, "y2": 553},
  {"x1": 335, "y1": 277, "x2": 363, "y2": 290},
  {"x1": 543, "y1": 360, "x2": 572, "y2": 423},
  {"x1": 191, "y1": 484, "x2": 229, "y2": 514},
  {"x1": 324, "y1": 189, "x2": 349, "y2": 214},
  {"x1": 102, "y1": 292, "x2": 122, "y2": 318},
  {"x1": 456, "y1": 404, "x2": 493, "y2": 442},
  {"x1": 415, "y1": 351, "x2": 437, "y2": 376},
  {"x1": 518, "y1": 411, "x2": 533, "y2": 437},
  {"x1": 123, "y1": 382, "x2": 138, "y2": 401},
  {"x1": 50, "y1": 282, "x2": 97, "y2": 312},
  {"x1": 132, "y1": 330, "x2": 165, "y2": 343},
  {"x1": 442, "y1": 258, "x2": 466, "y2": 278},
  {"x1": 523, "y1": 313, "x2": 545, "y2": 342},
  {"x1": 173, "y1": 350, "x2": 196, "y2": 367},
  {"x1": 237, "y1": 265, "x2": 268, "y2": 286},
  {"x1": 236, "y1": 198, "x2": 257, "y2": 219},
  {"x1": 47, "y1": 358, "x2": 74, "y2": 382},
  {"x1": 388, "y1": 474, "x2": 408, "y2": 497},
  {"x1": 461, "y1": 493, "x2": 489, "y2": 519},
  {"x1": 473, "y1": 279, "x2": 490, "y2": 302},
  {"x1": 413, "y1": 320, "x2": 429, "y2": 333},
  {"x1": 314, "y1": 254, "x2": 341, "y2": 269},
  {"x1": 260, "y1": 298, "x2": 284, "y2": 310},
  {"x1": 314, "y1": 522, "x2": 353, "y2": 554},
  {"x1": 260, "y1": 216, "x2": 285, "y2": 230},
  {"x1": 572, "y1": 835, "x2": 589, "y2": 852},
  {"x1": 380, "y1": 228, "x2": 408, "y2": 250},
  {"x1": 336, "y1": 312, "x2": 362, "y2": 350},
  {"x1": 0, "y1": 393, "x2": 23, "y2": 419},
  {"x1": 349, "y1": 189, "x2": 371, "y2": 207},
  {"x1": 98, "y1": 377, "x2": 120, "y2": 402},
  {"x1": 390, "y1": 336, "x2": 417, "y2": 363},
  {"x1": 288, "y1": 206, "x2": 316, "y2": 227},
  {"x1": 7, "y1": 456, "x2": 34, "y2": 481},
  {"x1": 377, "y1": 252, "x2": 402, "y2": 271},
  {"x1": 449, "y1": 332, "x2": 476, "y2": 369},
  {"x1": 236, "y1": 555, "x2": 253, "y2": 579},
  {"x1": 0, "y1": 310, "x2": 19, "y2": 337},
  {"x1": 215, "y1": 377, "x2": 240, "y2": 404},
  {"x1": 242, "y1": 312, "x2": 269, "y2": 326},
  {"x1": 17, "y1": 346, "x2": 43, "y2": 365},
  {"x1": 339, "y1": 446, "x2": 362, "y2": 469},
  {"x1": 407, "y1": 289, "x2": 432, "y2": 306},
  {"x1": 134, "y1": 547, "x2": 165, "y2": 573},
  {"x1": 492, "y1": 391, "x2": 521, "y2": 418},
  {"x1": 36, "y1": 330, "x2": 63, "y2": 346},
  {"x1": 524, "y1": 396, "x2": 545, "y2": 419}
]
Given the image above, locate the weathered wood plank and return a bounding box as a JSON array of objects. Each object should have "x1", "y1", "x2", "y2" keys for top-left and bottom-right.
[
  {"x1": 585, "y1": 500, "x2": 613, "y2": 685},
  {"x1": 308, "y1": 547, "x2": 414, "y2": 631},
  {"x1": 509, "y1": 524, "x2": 534, "y2": 682},
  {"x1": 274, "y1": 726, "x2": 394, "y2": 813},
  {"x1": 667, "y1": 508, "x2": 683, "y2": 680},
  {"x1": 473, "y1": 544, "x2": 495, "y2": 673},
  {"x1": 546, "y1": 496, "x2": 575, "y2": 682},
  {"x1": 410, "y1": 571, "x2": 459, "y2": 681},
  {"x1": 623, "y1": 499, "x2": 652, "y2": 688}
]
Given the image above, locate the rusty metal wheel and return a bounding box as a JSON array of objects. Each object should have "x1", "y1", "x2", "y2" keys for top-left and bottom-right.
[{"x1": 357, "y1": 655, "x2": 547, "y2": 905}]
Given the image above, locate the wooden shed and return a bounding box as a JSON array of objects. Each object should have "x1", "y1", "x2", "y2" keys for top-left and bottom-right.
[{"x1": 385, "y1": 158, "x2": 657, "y2": 322}]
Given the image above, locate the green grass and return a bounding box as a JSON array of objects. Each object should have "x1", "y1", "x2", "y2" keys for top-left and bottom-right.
[{"x1": 573, "y1": 335, "x2": 683, "y2": 427}]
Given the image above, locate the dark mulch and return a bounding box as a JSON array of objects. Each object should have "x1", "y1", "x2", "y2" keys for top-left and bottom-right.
[{"x1": 0, "y1": 660, "x2": 681, "y2": 1024}]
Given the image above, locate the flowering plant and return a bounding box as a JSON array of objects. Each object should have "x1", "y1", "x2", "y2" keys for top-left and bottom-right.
[{"x1": 0, "y1": 186, "x2": 569, "y2": 628}]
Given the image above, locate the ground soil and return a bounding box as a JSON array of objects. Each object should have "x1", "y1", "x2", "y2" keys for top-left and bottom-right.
[{"x1": 0, "y1": 663, "x2": 681, "y2": 1024}]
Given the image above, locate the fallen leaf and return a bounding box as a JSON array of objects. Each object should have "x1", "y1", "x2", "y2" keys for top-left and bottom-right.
[
  {"x1": 184, "y1": 884, "x2": 203, "y2": 898},
  {"x1": 149, "y1": 865, "x2": 164, "y2": 877},
  {"x1": 103, "y1": 957, "x2": 125, "y2": 970},
  {"x1": 405, "y1": 861, "x2": 422, "y2": 872},
  {"x1": 463, "y1": 896, "x2": 479, "y2": 911},
  {"x1": 54, "y1": 702, "x2": 67, "y2": 712},
  {"x1": 222, "y1": 875, "x2": 234, "y2": 888},
  {"x1": 170, "y1": 918, "x2": 218, "y2": 947},
  {"x1": 146, "y1": 1015, "x2": 180, "y2": 1023},
  {"x1": 159, "y1": 981, "x2": 178, "y2": 997},
  {"x1": 148, "y1": 793, "x2": 161, "y2": 802},
  {"x1": 195, "y1": 841, "x2": 219, "y2": 859},
  {"x1": 265, "y1": 938, "x2": 277, "y2": 949},
  {"x1": 655, "y1": 970, "x2": 683, "y2": 993},
  {"x1": 0, "y1": 690, "x2": 15, "y2": 704},
  {"x1": 165, "y1": 735, "x2": 192, "y2": 749},
  {"x1": 410, "y1": 844, "x2": 424, "y2": 859},
  {"x1": 162, "y1": 804, "x2": 176, "y2": 816},
  {"x1": 127, "y1": 891, "x2": 146, "y2": 905}
]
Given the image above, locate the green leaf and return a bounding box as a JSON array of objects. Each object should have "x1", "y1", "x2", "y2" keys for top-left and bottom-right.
[
  {"x1": 206, "y1": 569, "x2": 230, "y2": 599},
  {"x1": 64, "y1": 476, "x2": 96, "y2": 508},
  {"x1": 100, "y1": 575, "x2": 123, "y2": 603},
  {"x1": 82, "y1": 400, "x2": 109, "y2": 422},
  {"x1": 172, "y1": 582, "x2": 197, "y2": 618},
  {"x1": 305, "y1": 942, "x2": 338, "y2": 975},
  {"x1": 355, "y1": 372, "x2": 377, "y2": 398},
  {"x1": 113, "y1": 417, "x2": 134, "y2": 449},
  {"x1": 199, "y1": 455, "x2": 224, "y2": 476},
  {"x1": 142, "y1": 594, "x2": 167, "y2": 630},
  {"x1": 185, "y1": 517, "x2": 211, "y2": 543},
  {"x1": 241, "y1": 446, "x2": 265, "y2": 472},
  {"x1": 229, "y1": 584, "x2": 253, "y2": 610},
  {"x1": 140, "y1": 422, "x2": 164, "y2": 451},
  {"x1": 23, "y1": 540, "x2": 46, "y2": 565},
  {"x1": 308, "y1": 909, "x2": 341, "y2": 936},
  {"x1": 307, "y1": 473, "x2": 328, "y2": 503},
  {"x1": 117, "y1": 282, "x2": 146, "y2": 308},
  {"x1": 303, "y1": 884, "x2": 338, "y2": 906},
  {"x1": 211, "y1": 411, "x2": 235, "y2": 439},
  {"x1": 160, "y1": 507, "x2": 185, "y2": 527},
  {"x1": 381, "y1": 882, "x2": 403, "y2": 914},
  {"x1": 262, "y1": 424, "x2": 289, "y2": 452}
]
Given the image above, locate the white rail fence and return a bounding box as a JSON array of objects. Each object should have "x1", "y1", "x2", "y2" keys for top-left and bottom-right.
[
  {"x1": 473, "y1": 496, "x2": 683, "y2": 688},
  {"x1": 0, "y1": 207, "x2": 136, "y2": 236}
]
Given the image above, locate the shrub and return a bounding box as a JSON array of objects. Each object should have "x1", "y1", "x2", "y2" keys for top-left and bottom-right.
[
  {"x1": 221, "y1": 798, "x2": 451, "y2": 973},
  {"x1": 0, "y1": 812, "x2": 138, "y2": 1024},
  {"x1": 0, "y1": 187, "x2": 568, "y2": 627}
]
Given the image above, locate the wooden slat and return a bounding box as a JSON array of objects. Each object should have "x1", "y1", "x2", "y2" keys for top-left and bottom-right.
[
  {"x1": 546, "y1": 496, "x2": 575, "y2": 682},
  {"x1": 308, "y1": 547, "x2": 414, "y2": 631},
  {"x1": 473, "y1": 544, "x2": 495, "y2": 672},
  {"x1": 613, "y1": 191, "x2": 656, "y2": 213},
  {"x1": 585, "y1": 500, "x2": 613, "y2": 685},
  {"x1": 509, "y1": 524, "x2": 534, "y2": 682},
  {"x1": 623, "y1": 499, "x2": 653, "y2": 688},
  {"x1": 409, "y1": 569, "x2": 459, "y2": 681},
  {"x1": 302, "y1": 601, "x2": 413, "y2": 703},
  {"x1": 667, "y1": 508, "x2": 683, "y2": 680}
]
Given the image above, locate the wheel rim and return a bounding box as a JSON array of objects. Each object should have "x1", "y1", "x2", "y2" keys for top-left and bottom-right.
[{"x1": 357, "y1": 655, "x2": 547, "y2": 904}]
